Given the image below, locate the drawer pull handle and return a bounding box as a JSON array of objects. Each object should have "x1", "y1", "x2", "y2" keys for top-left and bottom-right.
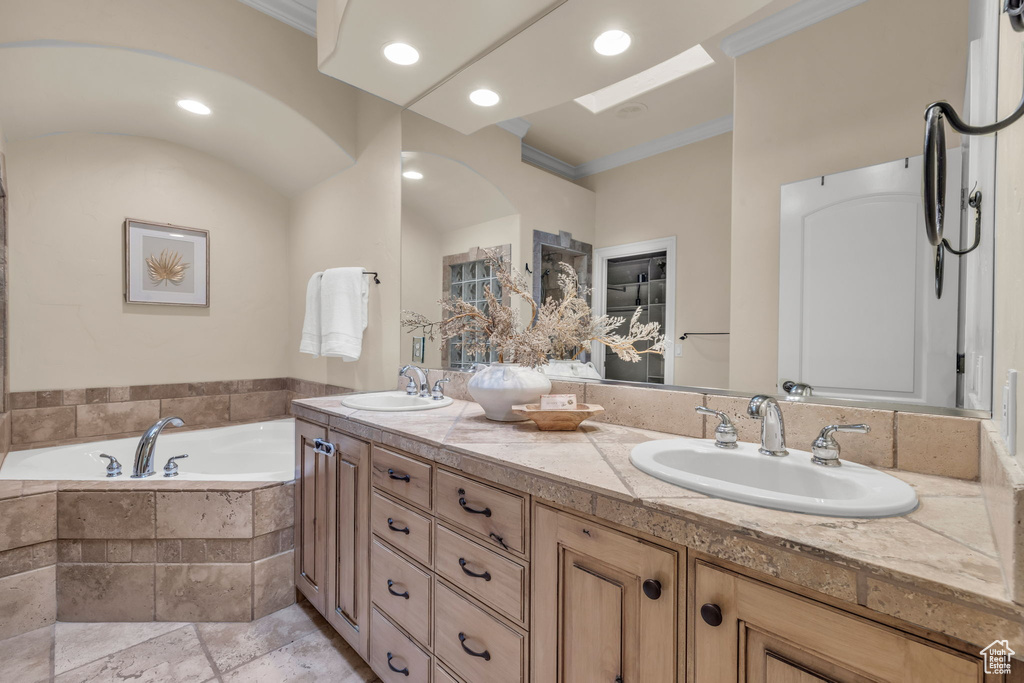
[
  {"x1": 386, "y1": 518, "x2": 410, "y2": 535},
  {"x1": 489, "y1": 532, "x2": 509, "y2": 550},
  {"x1": 387, "y1": 579, "x2": 410, "y2": 600},
  {"x1": 386, "y1": 652, "x2": 409, "y2": 677},
  {"x1": 459, "y1": 558, "x2": 492, "y2": 581},
  {"x1": 388, "y1": 469, "x2": 411, "y2": 482},
  {"x1": 457, "y1": 488, "x2": 492, "y2": 517},
  {"x1": 458, "y1": 632, "x2": 491, "y2": 661},
  {"x1": 312, "y1": 438, "x2": 335, "y2": 456},
  {"x1": 700, "y1": 603, "x2": 723, "y2": 627}
]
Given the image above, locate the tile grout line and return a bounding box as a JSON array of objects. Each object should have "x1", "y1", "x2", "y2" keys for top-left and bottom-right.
[{"x1": 192, "y1": 622, "x2": 224, "y2": 679}]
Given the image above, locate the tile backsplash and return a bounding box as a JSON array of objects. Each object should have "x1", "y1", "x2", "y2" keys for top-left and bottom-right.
[
  {"x1": 423, "y1": 369, "x2": 984, "y2": 481},
  {"x1": 7, "y1": 377, "x2": 351, "y2": 451}
]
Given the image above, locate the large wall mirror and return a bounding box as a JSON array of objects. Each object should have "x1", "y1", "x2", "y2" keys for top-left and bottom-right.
[{"x1": 399, "y1": 0, "x2": 997, "y2": 417}]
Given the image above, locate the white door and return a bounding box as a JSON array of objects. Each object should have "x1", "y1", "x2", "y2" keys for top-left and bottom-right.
[
  {"x1": 957, "y1": 0, "x2": 999, "y2": 411},
  {"x1": 778, "y1": 153, "x2": 961, "y2": 407}
]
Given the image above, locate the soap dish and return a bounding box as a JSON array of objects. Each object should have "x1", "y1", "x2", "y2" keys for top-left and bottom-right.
[{"x1": 511, "y1": 404, "x2": 604, "y2": 431}]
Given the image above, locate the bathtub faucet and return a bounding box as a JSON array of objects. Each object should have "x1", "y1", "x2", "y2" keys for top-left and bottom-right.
[{"x1": 132, "y1": 417, "x2": 184, "y2": 478}]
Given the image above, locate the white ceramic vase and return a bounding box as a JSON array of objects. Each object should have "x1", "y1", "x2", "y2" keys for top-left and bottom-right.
[
  {"x1": 540, "y1": 359, "x2": 603, "y2": 380},
  {"x1": 468, "y1": 363, "x2": 552, "y2": 422}
]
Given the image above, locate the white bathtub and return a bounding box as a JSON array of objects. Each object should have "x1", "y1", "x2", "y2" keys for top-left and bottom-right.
[{"x1": 0, "y1": 419, "x2": 295, "y2": 481}]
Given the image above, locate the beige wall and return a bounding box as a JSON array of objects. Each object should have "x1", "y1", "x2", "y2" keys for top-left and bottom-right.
[
  {"x1": 993, "y1": 19, "x2": 1024, "y2": 453},
  {"x1": 400, "y1": 209, "x2": 444, "y2": 369},
  {"x1": 288, "y1": 92, "x2": 403, "y2": 391},
  {"x1": 401, "y1": 111, "x2": 596, "y2": 280},
  {"x1": 0, "y1": 0, "x2": 357, "y2": 159},
  {"x1": 8, "y1": 133, "x2": 291, "y2": 390},
  {"x1": 729, "y1": 0, "x2": 969, "y2": 392},
  {"x1": 582, "y1": 133, "x2": 733, "y2": 388}
]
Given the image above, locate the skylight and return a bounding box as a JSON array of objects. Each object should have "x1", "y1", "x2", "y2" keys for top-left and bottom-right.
[{"x1": 574, "y1": 44, "x2": 714, "y2": 114}]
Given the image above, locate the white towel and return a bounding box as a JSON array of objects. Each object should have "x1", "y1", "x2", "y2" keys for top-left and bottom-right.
[
  {"x1": 320, "y1": 267, "x2": 368, "y2": 361},
  {"x1": 299, "y1": 272, "x2": 323, "y2": 357}
]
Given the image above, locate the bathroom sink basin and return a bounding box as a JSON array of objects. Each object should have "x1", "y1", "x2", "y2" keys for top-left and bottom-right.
[
  {"x1": 630, "y1": 439, "x2": 917, "y2": 518},
  {"x1": 341, "y1": 391, "x2": 453, "y2": 412}
]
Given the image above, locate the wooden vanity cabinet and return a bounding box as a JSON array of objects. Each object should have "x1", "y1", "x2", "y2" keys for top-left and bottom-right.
[
  {"x1": 294, "y1": 419, "x2": 371, "y2": 658},
  {"x1": 325, "y1": 430, "x2": 371, "y2": 657},
  {"x1": 294, "y1": 419, "x2": 329, "y2": 613},
  {"x1": 532, "y1": 504, "x2": 680, "y2": 683},
  {"x1": 691, "y1": 561, "x2": 985, "y2": 683}
]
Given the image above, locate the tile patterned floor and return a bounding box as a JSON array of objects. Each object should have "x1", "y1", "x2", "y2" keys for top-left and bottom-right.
[{"x1": 0, "y1": 600, "x2": 380, "y2": 682}]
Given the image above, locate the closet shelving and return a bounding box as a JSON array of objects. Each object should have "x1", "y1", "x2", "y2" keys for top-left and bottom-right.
[{"x1": 603, "y1": 251, "x2": 667, "y2": 384}]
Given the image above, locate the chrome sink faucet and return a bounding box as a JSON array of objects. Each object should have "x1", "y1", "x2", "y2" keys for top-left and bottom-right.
[
  {"x1": 132, "y1": 417, "x2": 184, "y2": 478},
  {"x1": 400, "y1": 365, "x2": 429, "y2": 398},
  {"x1": 747, "y1": 395, "x2": 788, "y2": 456}
]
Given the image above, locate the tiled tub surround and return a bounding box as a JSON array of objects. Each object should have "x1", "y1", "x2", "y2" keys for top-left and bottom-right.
[
  {"x1": 294, "y1": 394, "x2": 1024, "y2": 657},
  {"x1": 8, "y1": 377, "x2": 353, "y2": 451},
  {"x1": 0, "y1": 479, "x2": 296, "y2": 640}
]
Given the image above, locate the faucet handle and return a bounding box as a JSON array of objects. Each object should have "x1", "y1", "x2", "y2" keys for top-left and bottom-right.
[
  {"x1": 98, "y1": 454, "x2": 122, "y2": 477},
  {"x1": 695, "y1": 406, "x2": 738, "y2": 449},
  {"x1": 811, "y1": 424, "x2": 870, "y2": 467},
  {"x1": 163, "y1": 454, "x2": 189, "y2": 477},
  {"x1": 432, "y1": 378, "x2": 451, "y2": 401}
]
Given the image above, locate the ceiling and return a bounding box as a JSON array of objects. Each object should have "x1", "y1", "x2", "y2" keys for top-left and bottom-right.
[
  {"x1": 401, "y1": 152, "x2": 516, "y2": 232},
  {"x1": 238, "y1": 0, "x2": 859, "y2": 172},
  {"x1": 318, "y1": 0, "x2": 775, "y2": 135},
  {"x1": 0, "y1": 44, "x2": 351, "y2": 197},
  {"x1": 520, "y1": 0, "x2": 806, "y2": 169}
]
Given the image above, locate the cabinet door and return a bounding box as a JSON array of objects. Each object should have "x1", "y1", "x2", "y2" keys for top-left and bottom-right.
[
  {"x1": 326, "y1": 430, "x2": 370, "y2": 658},
  {"x1": 692, "y1": 561, "x2": 984, "y2": 683},
  {"x1": 294, "y1": 419, "x2": 328, "y2": 613},
  {"x1": 533, "y1": 505, "x2": 678, "y2": 683}
]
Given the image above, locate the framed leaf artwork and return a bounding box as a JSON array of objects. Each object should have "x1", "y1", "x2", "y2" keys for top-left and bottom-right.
[{"x1": 124, "y1": 218, "x2": 209, "y2": 306}]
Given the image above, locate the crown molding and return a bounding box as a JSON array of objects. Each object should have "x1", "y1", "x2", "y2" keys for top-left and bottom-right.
[
  {"x1": 497, "y1": 117, "x2": 532, "y2": 139},
  {"x1": 720, "y1": 0, "x2": 867, "y2": 58},
  {"x1": 522, "y1": 143, "x2": 578, "y2": 179},
  {"x1": 236, "y1": 0, "x2": 317, "y2": 37},
  {"x1": 522, "y1": 115, "x2": 733, "y2": 181},
  {"x1": 576, "y1": 115, "x2": 732, "y2": 178}
]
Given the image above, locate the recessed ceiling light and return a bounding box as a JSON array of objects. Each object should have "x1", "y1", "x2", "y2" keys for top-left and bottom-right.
[
  {"x1": 176, "y1": 99, "x2": 211, "y2": 116},
  {"x1": 469, "y1": 89, "x2": 500, "y2": 107},
  {"x1": 383, "y1": 42, "x2": 420, "y2": 66},
  {"x1": 574, "y1": 44, "x2": 714, "y2": 114},
  {"x1": 593, "y1": 30, "x2": 631, "y2": 56},
  {"x1": 402, "y1": 170, "x2": 424, "y2": 180}
]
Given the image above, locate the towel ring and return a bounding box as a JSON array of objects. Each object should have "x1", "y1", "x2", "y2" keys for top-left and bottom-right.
[{"x1": 922, "y1": 61, "x2": 1024, "y2": 247}]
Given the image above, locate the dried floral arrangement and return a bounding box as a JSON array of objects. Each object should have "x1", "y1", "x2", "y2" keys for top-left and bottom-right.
[{"x1": 402, "y1": 249, "x2": 666, "y2": 368}]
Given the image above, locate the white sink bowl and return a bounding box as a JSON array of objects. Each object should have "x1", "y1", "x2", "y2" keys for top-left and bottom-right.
[
  {"x1": 630, "y1": 438, "x2": 917, "y2": 518},
  {"x1": 341, "y1": 391, "x2": 453, "y2": 412}
]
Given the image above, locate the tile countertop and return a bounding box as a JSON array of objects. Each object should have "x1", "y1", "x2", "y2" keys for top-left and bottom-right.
[{"x1": 292, "y1": 396, "x2": 1024, "y2": 649}]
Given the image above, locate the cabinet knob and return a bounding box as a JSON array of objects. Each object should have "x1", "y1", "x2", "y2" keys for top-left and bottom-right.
[
  {"x1": 700, "y1": 603, "x2": 723, "y2": 627},
  {"x1": 642, "y1": 579, "x2": 662, "y2": 600}
]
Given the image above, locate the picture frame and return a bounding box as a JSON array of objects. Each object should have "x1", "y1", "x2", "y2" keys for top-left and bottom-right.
[{"x1": 124, "y1": 218, "x2": 209, "y2": 307}]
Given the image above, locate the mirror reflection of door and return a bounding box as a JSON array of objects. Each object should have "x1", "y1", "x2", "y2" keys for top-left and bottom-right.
[{"x1": 594, "y1": 238, "x2": 676, "y2": 384}]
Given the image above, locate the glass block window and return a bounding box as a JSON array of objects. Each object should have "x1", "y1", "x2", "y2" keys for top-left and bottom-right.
[{"x1": 448, "y1": 259, "x2": 501, "y2": 370}]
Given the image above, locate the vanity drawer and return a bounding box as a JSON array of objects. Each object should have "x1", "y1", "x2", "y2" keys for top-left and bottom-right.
[
  {"x1": 371, "y1": 492, "x2": 432, "y2": 566},
  {"x1": 435, "y1": 663, "x2": 461, "y2": 683},
  {"x1": 370, "y1": 539, "x2": 432, "y2": 646},
  {"x1": 369, "y1": 608, "x2": 431, "y2": 683},
  {"x1": 372, "y1": 446, "x2": 432, "y2": 510},
  {"x1": 434, "y1": 581, "x2": 526, "y2": 683},
  {"x1": 435, "y1": 470, "x2": 526, "y2": 555},
  {"x1": 435, "y1": 524, "x2": 526, "y2": 625}
]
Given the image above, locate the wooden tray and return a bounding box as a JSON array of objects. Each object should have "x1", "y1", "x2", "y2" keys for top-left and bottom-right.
[{"x1": 510, "y1": 403, "x2": 605, "y2": 431}]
